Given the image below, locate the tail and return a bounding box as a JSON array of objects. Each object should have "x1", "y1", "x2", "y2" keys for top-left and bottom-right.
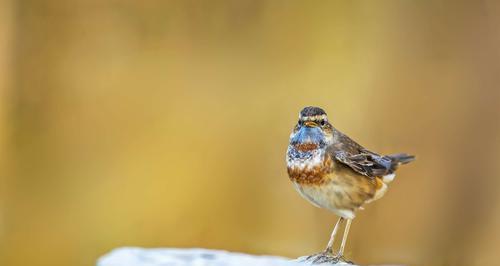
[
  {"x1": 387, "y1": 153, "x2": 416, "y2": 165},
  {"x1": 380, "y1": 153, "x2": 415, "y2": 183}
]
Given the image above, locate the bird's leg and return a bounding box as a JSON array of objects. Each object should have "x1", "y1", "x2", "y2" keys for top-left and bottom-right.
[
  {"x1": 336, "y1": 219, "x2": 352, "y2": 258},
  {"x1": 324, "y1": 217, "x2": 344, "y2": 254},
  {"x1": 303, "y1": 217, "x2": 344, "y2": 264}
]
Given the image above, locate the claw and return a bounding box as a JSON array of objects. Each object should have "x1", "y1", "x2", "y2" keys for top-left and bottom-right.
[
  {"x1": 296, "y1": 250, "x2": 356, "y2": 265},
  {"x1": 302, "y1": 251, "x2": 342, "y2": 264}
]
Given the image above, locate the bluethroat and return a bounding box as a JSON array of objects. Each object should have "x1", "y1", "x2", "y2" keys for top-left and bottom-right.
[{"x1": 286, "y1": 106, "x2": 415, "y2": 264}]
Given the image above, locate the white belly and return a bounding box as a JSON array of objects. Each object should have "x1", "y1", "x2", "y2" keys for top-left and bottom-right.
[{"x1": 293, "y1": 182, "x2": 356, "y2": 219}]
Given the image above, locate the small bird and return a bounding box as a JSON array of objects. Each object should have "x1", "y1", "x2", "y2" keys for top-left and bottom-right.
[{"x1": 286, "y1": 106, "x2": 414, "y2": 264}]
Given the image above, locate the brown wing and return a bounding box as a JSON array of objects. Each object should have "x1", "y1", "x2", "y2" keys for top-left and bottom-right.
[
  {"x1": 333, "y1": 149, "x2": 394, "y2": 178},
  {"x1": 329, "y1": 130, "x2": 413, "y2": 178}
]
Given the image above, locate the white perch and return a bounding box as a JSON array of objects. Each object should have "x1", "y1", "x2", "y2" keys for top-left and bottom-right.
[{"x1": 97, "y1": 247, "x2": 357, "y2": 266}]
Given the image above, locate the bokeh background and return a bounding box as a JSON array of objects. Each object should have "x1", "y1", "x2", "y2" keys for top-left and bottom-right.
[{"x1": 1, "y1": 1, "x2": 500, "y2": 266}]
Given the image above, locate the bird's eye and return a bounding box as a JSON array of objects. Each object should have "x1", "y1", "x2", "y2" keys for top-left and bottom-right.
[
  {"x1": 319, "y1": 120, "x2": 326, "y2": 126},
  {"x1": 298, "y1": 120, "x2": 303, "y2": 126}
]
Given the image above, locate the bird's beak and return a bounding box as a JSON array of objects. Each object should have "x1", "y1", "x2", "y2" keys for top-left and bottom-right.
[{"x1": 304, "y1": 121, "x2": 318, "y2": 127}]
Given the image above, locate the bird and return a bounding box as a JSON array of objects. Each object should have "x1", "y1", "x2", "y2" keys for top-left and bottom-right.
[{"x1": 286, "y1": 106, "x2": 415, "y2": 264}]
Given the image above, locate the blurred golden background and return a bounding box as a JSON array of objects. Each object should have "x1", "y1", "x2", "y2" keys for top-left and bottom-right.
[{"x1": 1, "y1": 1, "x2": 500, "y2": 266}]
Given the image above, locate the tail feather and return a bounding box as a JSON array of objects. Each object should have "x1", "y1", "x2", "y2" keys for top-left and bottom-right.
[
  {"x1": 383, "y1": 153, "x2": 415, "y2": 174},
  {"x1": 388, "y1": 153, "x2": 416, "y2": 165},
  {"x1": 372, "y1": 153, "x2": 415, "y2": 176}
]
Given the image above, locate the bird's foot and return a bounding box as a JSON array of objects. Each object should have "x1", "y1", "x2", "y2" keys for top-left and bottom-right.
[{"x1": 297, "y1": 250, "x2": 353, "y2": 265}]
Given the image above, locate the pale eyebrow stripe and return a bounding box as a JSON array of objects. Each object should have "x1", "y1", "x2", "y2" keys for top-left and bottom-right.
[{"x1": 299, "y1": 114, "x2": 327, "y2": 121}]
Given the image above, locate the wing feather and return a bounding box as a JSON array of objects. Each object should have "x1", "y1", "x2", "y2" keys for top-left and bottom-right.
[
  {"x1": 334, "y1": 150, "x2": 392, "y2": 178},
  {"x1": 329, "y1": 131, "x2": 411, "y2": 178}
]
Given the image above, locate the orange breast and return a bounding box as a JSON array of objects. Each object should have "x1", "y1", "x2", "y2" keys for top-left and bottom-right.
[{"x1": 287, "y1": 155, "x2": 334, "y2": 185}]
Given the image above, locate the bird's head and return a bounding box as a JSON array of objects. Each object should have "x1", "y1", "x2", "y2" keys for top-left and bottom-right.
[{"x1": 289, "y1": 106, "x2": 334, "y2": 152}]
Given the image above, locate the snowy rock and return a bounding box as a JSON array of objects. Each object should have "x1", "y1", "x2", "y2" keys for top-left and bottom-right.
[{"x1": 97, "y1": 247, "x2": 356, "y2": 266}]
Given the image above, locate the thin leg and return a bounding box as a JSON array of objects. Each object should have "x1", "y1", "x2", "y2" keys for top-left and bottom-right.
[
  {"x1": 324, "y1": 217, "x2": 344, "y2": 254},
  {"x1": 337, "y1": 219, "x2": 352, "y2": 257}
]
